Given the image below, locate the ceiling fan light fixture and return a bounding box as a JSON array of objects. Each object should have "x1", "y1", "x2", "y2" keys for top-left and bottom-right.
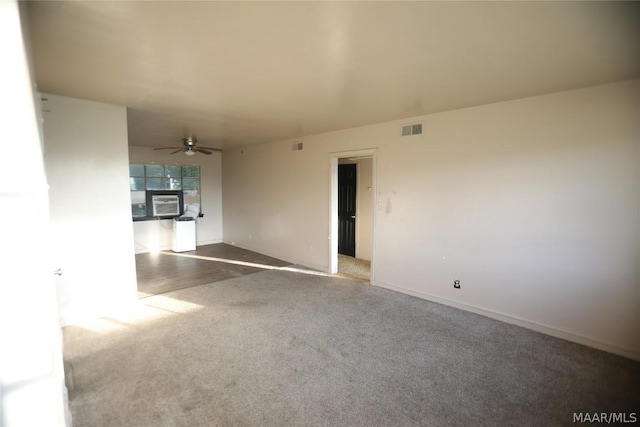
[{"x1": 153, "y1": 136, "x2": 221, "y2": 156}]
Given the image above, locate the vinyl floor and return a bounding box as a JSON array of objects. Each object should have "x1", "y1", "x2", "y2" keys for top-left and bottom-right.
[{"x1": 135, "y1": 243, "x2": 291, "y2": 298}]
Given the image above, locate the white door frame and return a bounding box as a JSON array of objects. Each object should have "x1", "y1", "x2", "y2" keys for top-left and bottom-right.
[{"x1": 329, "y1": 148, "x2": 377, "y2": 276}]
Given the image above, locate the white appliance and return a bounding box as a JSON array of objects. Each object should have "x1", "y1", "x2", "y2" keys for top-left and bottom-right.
[{"x1": 172, "y1": 217, "x2": 196, "y2": 252}]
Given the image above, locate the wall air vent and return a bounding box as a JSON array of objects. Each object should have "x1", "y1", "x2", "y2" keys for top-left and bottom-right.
[
  {"x1": 401, "y1": 123, "x2": 423, "y2": 137},
  {"x1": 292, "y1": 141, "x2": 304, "y2": 151}
]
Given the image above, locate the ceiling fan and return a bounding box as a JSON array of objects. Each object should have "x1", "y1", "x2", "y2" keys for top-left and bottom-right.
[{"x1": 153, "y1": 136, "x2": 222, "y2": 156}]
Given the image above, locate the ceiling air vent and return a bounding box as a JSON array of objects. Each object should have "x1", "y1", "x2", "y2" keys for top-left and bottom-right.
[
  {"x1": 292, "y1": 141, "x2": 304, "y2": 151},
  {"x1": 401, "y1": 123, "x2": 423, "y2": 137}
]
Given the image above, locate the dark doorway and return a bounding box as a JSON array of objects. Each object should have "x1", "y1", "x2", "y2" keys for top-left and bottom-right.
[{"x1": 338, "y1": 164, "x2": 357, "y2": 257}]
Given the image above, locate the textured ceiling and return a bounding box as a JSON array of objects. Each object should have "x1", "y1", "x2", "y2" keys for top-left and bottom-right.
[{"x1": 26, "y1": 1, "x2": 640, "y2": 150}]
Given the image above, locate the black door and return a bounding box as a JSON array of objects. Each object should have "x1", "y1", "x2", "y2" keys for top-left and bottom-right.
[{"x1": 338, "y1": 164, "x2": 357, "y2": 257}]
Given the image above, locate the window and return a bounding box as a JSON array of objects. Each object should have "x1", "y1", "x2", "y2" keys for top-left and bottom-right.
[{"x1": 129, "y1": 164, "x2": 200, "y2": 219}]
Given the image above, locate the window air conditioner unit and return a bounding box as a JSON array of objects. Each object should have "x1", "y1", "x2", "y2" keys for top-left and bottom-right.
[{"x1": 151, "y1": 194, "x2": 180, "y2": 217}]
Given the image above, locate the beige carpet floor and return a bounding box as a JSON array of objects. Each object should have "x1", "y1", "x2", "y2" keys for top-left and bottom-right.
[
  {"x1": 63, "y1": 268, "x2": 639, "y2": 426},
  {"x1": 338, "y1": 254, "x2": 371, "y2": 281}
]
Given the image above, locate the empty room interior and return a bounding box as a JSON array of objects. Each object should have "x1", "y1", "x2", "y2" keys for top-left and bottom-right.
[{"x1": 1, "y1": 1, "x2": 639, "y2": 426}]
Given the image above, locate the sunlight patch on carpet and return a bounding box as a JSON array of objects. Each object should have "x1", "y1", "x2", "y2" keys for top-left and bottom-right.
[{"x1": 75, "y1": 295, "x2": 204, "y2": 333}]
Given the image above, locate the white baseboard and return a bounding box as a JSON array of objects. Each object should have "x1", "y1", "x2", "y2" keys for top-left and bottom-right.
[
  {"x1": 222, "y1": 241, "x2": 329, "y2": 273},
  {"x1": 134, "y1": 245, "x2": 171, "y2": 255},
  {"x1": 372, "y1": 279, "x2": 640, "y2": 362},
  {"x1": 134, "y1": 239, "x2": 223, "y2": 254},
  {"x1": 197, "y1": 238, "x2": 223, "y2": 246}
]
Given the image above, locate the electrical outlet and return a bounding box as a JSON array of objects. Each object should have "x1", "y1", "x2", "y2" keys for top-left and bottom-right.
[{"x1": 454, "y1": 280, "x2": 461, "y2": 289}]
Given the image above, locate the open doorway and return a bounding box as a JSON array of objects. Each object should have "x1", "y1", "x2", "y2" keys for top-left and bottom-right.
[{"x1": 330, "y1": 149, "x2": 376, "y2": 282}]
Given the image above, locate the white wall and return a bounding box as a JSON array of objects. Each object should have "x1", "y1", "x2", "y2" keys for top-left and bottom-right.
[
  {"x1": 128, "y1": 146, "x2": 223, "y2": 253},
  {"x1": 223, "y1": 79, "x2": 640, "y2": 359},
  {"x1": 0, "y1": 1, "x2": 68, "y2": 425},
  {"x1": 356, "y1": 158, "x2": 373, "y2": 261},
  {"x1": 43, "y1": 94, "x2": 138, "y2": 325}
]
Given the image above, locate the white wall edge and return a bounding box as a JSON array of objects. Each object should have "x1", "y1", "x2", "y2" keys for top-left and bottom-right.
[{"x1": 372, "y1": 279, "x2": 640, "y2": 362}]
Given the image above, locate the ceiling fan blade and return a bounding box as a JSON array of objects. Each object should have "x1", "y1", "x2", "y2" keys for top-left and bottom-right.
[{"x1": 156, "y1": 138, "x2": 221, "y2": 155}]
